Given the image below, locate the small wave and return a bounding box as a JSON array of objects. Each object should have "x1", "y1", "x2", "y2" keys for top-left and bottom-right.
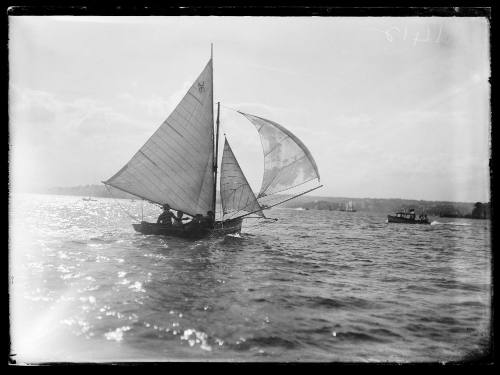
[
  {"x1": 253, "y1": 297, "x2": 268, "y2": 303},
  {"x1": 232, "y1": 336, "x2": 299, "y2": 351},
  {"x1": 418, "y1": 316, "x2": 460, "y2": 325},
  {"x1": 301, "y1": 295, "x2": 377, "y2": 310},
  {"x1": 104, "y1": 326, "x2": 131, "y2": 342},
  {"x1": 89, "y1": 237, "x2": 117, "y2": 243},
  {"x1": 405, "y1": 284, "x2": 438, "y2": 293},
  {"x1": 69, "y1": 240, "x2": 87, "y2": 245},
  {"x1": 451, "y1": 300, "x2": 485, "y2": 308},
  {"x1": 430, "y1": 278, "x2": 487, "y2": 292},
  {"x1": 298, "y1": 325, "x2": 333, "y2": 335},
  {"x1": 381, "y1": 276, "x2": 405, "y2": 283},
  {"x1": 405, "y1": 323, "x2": 428, "y2": 333},
  {"x1": 180, "y1": 328, "x2": 212, "y2": 351},
  {"x1": 334, "y1": 331, "x2": 388, "y2": 343},
  {"x1": 368, "y1": 328, "x2": 403, "y2": 339},
  {"x1": 129, "y1": 281, "x2": 146, "y2": 293},
  {"x1": 143, "y1": 253, "x2": 168, "y2": 261}
]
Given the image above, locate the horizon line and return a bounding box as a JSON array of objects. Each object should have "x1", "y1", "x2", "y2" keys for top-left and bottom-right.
[{"x1": 12, "y1": 184, "x2": 491, "y2": 204}]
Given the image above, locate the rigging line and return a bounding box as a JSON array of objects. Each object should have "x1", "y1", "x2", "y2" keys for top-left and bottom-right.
[
  {"x1": 103, "y1": 180, "x2": 161, "y2": 208},
  {"x1": 217, "y1": 106, "x2": 248, "y2": 140},
  {"x1": 259, "y1": 175, "x2": 319, "y2": 200},
  {"x1": 233, "y1": 111, "x2": 268, "y2": 197},
  {"x1": 104, "y1": 184, "x2": 143, "y2": 222},
  {"x1": 219, "y1": 103, "x2": 240, "y2": 113},
  {"x1": 104, "y1": 180, "x2": 197, "y2": 220},
  {"x1": 236, "y1": 185, "x2": 324, "y2": 220}
]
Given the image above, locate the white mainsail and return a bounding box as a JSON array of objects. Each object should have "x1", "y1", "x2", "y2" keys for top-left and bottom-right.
[
  {"x1": 104, "y1": 60, "x2": 215, "y2": 217},
  {"x1": 237, "y1": 111, "x2": 320, "y2": 199},
  {"x1": 220, "y1": 138, "x2": 264, "y2": 220}
]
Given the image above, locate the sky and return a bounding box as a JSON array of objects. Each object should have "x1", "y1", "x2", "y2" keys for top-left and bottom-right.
[{"x1": 9, "y1": 16, "x2": 491, "y2": 202}]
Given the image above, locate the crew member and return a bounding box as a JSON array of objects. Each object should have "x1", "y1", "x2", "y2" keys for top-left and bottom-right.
[
  {"x1": 202, "y1": 211, "x2": 215, "y2": 227},
  {"x1": 173, "y1": 210, "x2": 190, "y2": 227},
  {"x1": 157, "y1": 204, "x2": 174, "y2": 225}
]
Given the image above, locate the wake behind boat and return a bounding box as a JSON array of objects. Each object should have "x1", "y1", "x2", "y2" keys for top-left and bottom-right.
[{"x1": 103, "y1": 46, "x2": 322, "y2": 239}]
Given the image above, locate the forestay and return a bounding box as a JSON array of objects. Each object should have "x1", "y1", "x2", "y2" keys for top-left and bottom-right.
[
  {"x1": 237, "y1": 111, "x2": 320, "y2": 198},
  {"x1": 220, "y1": 139, "x2": 265, "y2": 220},
  {"x1": 104, "y1": 60, "x2": 215, "y2": 217}
]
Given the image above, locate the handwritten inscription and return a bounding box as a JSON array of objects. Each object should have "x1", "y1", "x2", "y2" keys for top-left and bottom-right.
[{"x1": 373, "y1": 24, "x2": 443, "y2": 46}]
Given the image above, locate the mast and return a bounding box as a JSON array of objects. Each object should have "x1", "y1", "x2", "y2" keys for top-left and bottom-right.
[
  {"x1": 210, "y1": 43, "x2": 217, "y2": 216},
  {"x1": 213, "y1": 101, "x2": 220, "y2": 215}
]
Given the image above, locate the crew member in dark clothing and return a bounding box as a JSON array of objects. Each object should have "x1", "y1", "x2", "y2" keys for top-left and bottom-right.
[
  {"x1": 201, "y1": 211, "x2": 215, "y2": 227},
  {"x1": 186, "y1": 214, "x2": 204, "y2": 231},
  {"x1": 173, "y1": 210, "x2": 190, "y2": 227},
  {"x1": 192, "y1": 214, "x2": 204, "y2": 225},
  {"x1": 157, "y1": 204, "x2": 175, "y2": 225}
]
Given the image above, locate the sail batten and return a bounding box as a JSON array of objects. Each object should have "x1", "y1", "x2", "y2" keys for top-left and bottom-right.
[
  {"x1": 237, "y1": 111, "x2": 320, "y2": 199},
  {"x1": 105, "y1": 60, "x2": 215, "y2": 217},
  {"x1": 220, "y1": 139, "x2": 264, "y2": 220}
]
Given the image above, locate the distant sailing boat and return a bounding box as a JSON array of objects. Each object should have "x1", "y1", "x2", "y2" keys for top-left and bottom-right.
[
  {"x1": 345, "y1": 200, "x2": 356, "y2": 212},
  {"x1": 103, "y1": 47, "x2": 322, "y2": 239},
  {"x1": 339, "y1": 200, "x2": 356, "y2": 212}
]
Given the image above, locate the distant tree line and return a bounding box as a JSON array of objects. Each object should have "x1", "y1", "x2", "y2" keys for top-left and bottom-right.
[
  {"x1": 34, "y1": 184, "x2": 490, "y2": 219},
  {"x1": 468, "y1": 202, "x2": 491, "y2": 219},
  {"x1": 282, "y1": 196, "x2": 490, "y2": 219}
]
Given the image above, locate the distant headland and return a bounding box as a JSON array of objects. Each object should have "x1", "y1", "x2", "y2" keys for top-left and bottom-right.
[
  {"x1": 286, "y1": 195, "x2": 491, "y2": 219},
  {"x1": 27, "y1": 184, "x2": 490, "y2": 219}
]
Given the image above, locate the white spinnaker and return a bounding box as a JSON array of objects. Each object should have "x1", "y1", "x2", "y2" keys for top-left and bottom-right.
[
  {"x1": 220, "y1": 139, "x2": 264, "y2": 220},
  {"x1": 237, "y1": 111, "x2": 320, "y2": 198},
  {"x1": 105, "y1": 60, "x2": 214, "y2": 217}
]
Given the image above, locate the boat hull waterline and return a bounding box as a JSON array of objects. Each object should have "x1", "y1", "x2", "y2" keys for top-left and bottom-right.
[
  {"x1": 132, "y1": 218, "x2": 243, "y2": 239},
  {"x1": 387, "y1": 215, "x2": 430, "y2": 224}
]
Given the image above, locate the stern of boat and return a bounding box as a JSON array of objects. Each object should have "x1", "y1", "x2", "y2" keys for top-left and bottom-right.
[
  {"x1": 132, "y1": 221, "x2": 152, "y2": 234},
  {"x1": 215, "y1": 217, "x2": 243, "y2": 235}
]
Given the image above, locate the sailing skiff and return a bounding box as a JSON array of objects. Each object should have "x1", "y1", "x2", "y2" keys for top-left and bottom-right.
[{"x1": 103, "y1": 47, "x2": 322, "y2": 239}]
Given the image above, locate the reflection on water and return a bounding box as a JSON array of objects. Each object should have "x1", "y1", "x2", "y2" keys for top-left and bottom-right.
[{"x1": 9, "y1": 194, "x2": 491, "y2": 362}]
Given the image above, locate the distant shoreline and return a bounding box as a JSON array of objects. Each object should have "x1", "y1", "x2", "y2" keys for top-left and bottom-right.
[{"x1": 17, "y1": 184, "x2": 490, "y2": 218}]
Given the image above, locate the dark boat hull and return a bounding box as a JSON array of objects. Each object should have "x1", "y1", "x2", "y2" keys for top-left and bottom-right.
[
  {"x1": 387, "y1": 215, "x2": 430, "y2": 224},
  {"x1": 132, "y1": 218, "x2": 243, "y2": 239}
]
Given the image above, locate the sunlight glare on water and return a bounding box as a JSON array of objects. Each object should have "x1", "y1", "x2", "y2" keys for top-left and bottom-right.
[{"x1": 9, "y1": 194, "x2": 491, "y2": 362}]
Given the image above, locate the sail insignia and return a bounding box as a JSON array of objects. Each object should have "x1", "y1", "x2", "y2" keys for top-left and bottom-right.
[{"x1": 104, "y1": 60, "x2": 215, "y2": 217}]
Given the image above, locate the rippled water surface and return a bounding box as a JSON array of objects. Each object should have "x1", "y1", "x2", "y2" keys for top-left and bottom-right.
[{"x1": 9, "y1": 194, "x2": 491, "y2": 362}]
